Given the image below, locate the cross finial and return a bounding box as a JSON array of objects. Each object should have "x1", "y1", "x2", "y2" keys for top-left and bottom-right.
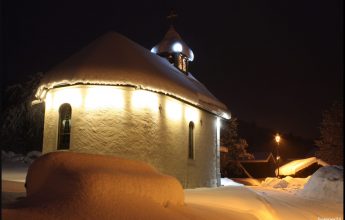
[{"x1": 167, "y1": 10, "x2": 178, "y2": 25}]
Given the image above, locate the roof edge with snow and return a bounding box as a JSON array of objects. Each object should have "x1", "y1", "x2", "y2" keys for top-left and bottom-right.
[{"x1": 36, "y1": 31, "x2": 230, "y2": 119}]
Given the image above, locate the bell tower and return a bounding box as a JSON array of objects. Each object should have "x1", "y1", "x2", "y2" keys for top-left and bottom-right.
[{"x1": 151, "y1": 11, "x2": 194, "y2": 74}]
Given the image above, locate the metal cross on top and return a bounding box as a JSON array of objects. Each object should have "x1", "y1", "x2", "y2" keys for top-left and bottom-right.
[{"x1": 167, "y1": 10, "x2": 178, "y2": 25}]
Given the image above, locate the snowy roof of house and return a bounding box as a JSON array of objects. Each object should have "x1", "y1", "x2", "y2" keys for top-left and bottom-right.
[
  {"x1": 36, "y1": 32, "x2": 229, "y2": 118},
  {"x1": 151, "y1": 26, "x2": 194, "y2": 61},
  {"x1": 276, "y1": 157, "x2": 329, "y2": 176},
  {"x1": 252, "y1": 152, "x2": 274, "y2": 161}
]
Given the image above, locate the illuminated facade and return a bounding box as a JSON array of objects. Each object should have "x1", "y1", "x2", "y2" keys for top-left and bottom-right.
[{"x1": 35, "y1": 30, "x2": 230, "y2": 188}]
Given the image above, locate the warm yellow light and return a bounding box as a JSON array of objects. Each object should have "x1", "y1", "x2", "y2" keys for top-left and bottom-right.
[
  {"x1": 275, "y1": 134, "x2": 281, "y2": 143},
  {"x1": 45, "y1": 92, "x2": 53, "y2": 110},
  {"x1": 165, "y1": 99, "x2": 182, "y2": 120},
  {"x1": 40, "y1": 88, "x2": 48, "y2": 100},
  {"x1": 222, "y1": 112, "x2": 231, "y2": 120},
  {"x1": 131, "y1": 90, "x2": 159, "y2": 112},
  {"x1": 185, "y1": 106, "x2": 199, "y2": 122},
  {"x1": 52, "y1": 87, "x2": 82, "y2": 109},
  {"x1": 85, "y1": 87, "x2": 124, "y2": 109},
  {"x1": 216, "y1": 117, "x2": 221, "y2": 129}
]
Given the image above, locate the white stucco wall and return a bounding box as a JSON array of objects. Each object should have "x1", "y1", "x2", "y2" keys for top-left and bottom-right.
[{"x1": 42, "y1": 85, "x2": 220, "y2": 188}]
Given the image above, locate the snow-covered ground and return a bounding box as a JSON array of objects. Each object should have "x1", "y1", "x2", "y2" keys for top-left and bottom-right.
[{"x1": 2, "y1": 151, "x2": 343, "y2": 220}]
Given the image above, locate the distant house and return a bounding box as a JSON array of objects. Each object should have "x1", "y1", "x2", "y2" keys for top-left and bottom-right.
[
  {"x1": 221, "y1": 151, "x2": 277, "y2": 179},
  {"x1": 239, "y1": 152, "x2": 277, "y2": 178},
  {"x1": 33, "y1": 26, "x2": 230, "y2": 188},
  {"x1": 276, "y1": 157, "x2": 328, "y2": 178}
]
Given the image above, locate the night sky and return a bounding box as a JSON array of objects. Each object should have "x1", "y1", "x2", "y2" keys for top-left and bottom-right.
[{"x1": 1, "y1": 0, "x2": 343, "y2": 139}]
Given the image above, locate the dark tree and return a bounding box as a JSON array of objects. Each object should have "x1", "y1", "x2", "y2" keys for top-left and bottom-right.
[
  {"x1": 221, "y1": 117, "x2": 254, "y2": 160},
  {"x1": 0, "y1": 73, "x2": 45, "y2": 153},
  {"x1": 315, "y1": 100, "x2": 343, "y2": 165},
  {"x1": 220, "y1": 117, "x2": 254, "y2": 177}
]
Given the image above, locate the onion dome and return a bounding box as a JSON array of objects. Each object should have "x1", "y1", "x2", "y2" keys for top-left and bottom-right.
[{"x1": 151, "y1": 26, "x2": 194, "y2": 73}]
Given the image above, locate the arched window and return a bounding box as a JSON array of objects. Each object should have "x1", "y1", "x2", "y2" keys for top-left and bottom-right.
[
  {"x1": 58, "y1": 103, "x2": 72, "y2": 150},
  {"x1": 188, "y1": 121, "x2": 195, "y2": 159}
]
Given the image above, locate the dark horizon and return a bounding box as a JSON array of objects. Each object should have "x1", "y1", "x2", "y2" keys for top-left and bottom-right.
[{"x1": 1, "y1": 0, "x2": 343, "y2": 140}]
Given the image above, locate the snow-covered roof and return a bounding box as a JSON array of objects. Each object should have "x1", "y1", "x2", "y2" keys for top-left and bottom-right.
[
  {"x1": 276, "y1": 157, "x2": 329, "y2": 176},
  {"x1": 151, "y1": 26, "x2": 194, "y2": 61},
  {"x1": 36, "y1": 32, "x2": 229, "y2": 118},
  {"x1": 253, "y1": 152, "x2": 274, "y2": 161}
]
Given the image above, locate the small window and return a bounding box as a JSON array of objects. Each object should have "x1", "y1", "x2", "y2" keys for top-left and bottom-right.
[
  {"x1": 188, "y1": 121, "x2": 195, "y2": 159},
  {"x1": 58, "y1": 103, "x2": 72, "y2": 150}
]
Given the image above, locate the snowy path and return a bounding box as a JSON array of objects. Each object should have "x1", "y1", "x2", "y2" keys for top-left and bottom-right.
[
  {"x1": 1, "y1": 158, "x2": 343, "y2": 220},
  {"x1": 185, "y1": 186, "x2": 278, "y2": 219},
  {"x1": 2, "y1": 181, "x2": 343, "y2": 219},
  {"x1": 250, "y1": 187, "x2": 343, "y2": 220}
]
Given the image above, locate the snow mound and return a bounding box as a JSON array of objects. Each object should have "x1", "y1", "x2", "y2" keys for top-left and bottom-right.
[
  {"x1": 297, "y1": 166, "x2": 343, "y2": 203},
  {"x1": 276, "y1": 157, "x2": 328, "y2": 176},
  {"x1": 25, "y1": 151, "x2": 184, "y2": 207},
  {"x1": 261, "y1": 176, "x2": 310, "y2": 189},
  {"x1": 261, "y1": 177, "x2": 288, "y2": 188},
  {"x1": 221, "y1": 178, "x2": 244, "y2": 186},
  {"x1": 3, "y1": 152, "x2": 186, "y2": 219},
  {"x1": 230, "y1": 178, "x2": 261, "y2": 186}
]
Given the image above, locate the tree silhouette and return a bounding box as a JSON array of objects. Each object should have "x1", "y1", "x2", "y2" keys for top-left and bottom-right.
[
  {"x1": 220, "y1": 117, "x2": 254, "y2": 177},
  {"x1": 0, "y1": 73, "x2": 44, "y2": 153},
  {"x1": 315, "y1": 100, "x2": 343, "y2": 165}
]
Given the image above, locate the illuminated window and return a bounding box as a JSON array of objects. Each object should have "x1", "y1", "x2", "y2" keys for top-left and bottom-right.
[
  {"x1": 58, "y1": 103, "x2": 71, "y2": 150},
  {"x1": 188, "y1": 121, "x2": 195, "y2": 159}
]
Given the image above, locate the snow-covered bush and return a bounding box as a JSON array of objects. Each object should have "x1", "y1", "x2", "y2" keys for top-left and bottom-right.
[
  {"x1": 2, "y1": 150, "x2": 41, "y2": 164},
  {"x1": 297, "y1": 166, "x2": 343, "y2": 203},
  {"x1": 2, "y1": 150, "x2": 9, "y2": 159},
  {"x1": 2, "y1": 151, "x2": 20, "y2": 160},
  {"x1": 24, "y1": 151, "x2": 42, "y2": 164},
  {"x1": 11, "y1": 155, "x2": 25, "y2": 162}
]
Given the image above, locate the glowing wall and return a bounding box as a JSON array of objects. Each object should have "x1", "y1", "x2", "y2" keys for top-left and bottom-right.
[{"x1": 42, "y1": 85, "x2": 219, "y2": 188}]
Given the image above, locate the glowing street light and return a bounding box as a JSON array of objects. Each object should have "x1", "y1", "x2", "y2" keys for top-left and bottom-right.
[{"x1": 275, "y1": 133, "x2": 281, "y2": 178}]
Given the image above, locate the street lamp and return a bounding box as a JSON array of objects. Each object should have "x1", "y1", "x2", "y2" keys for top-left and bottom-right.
[{"x1": 275, "y1": 133, "x2": 281, "y2": 178}]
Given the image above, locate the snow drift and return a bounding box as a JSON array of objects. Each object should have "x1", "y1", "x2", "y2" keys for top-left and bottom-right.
[
  {"x1": 3, "y1": 152, "x2": 185, "y2": 220},
  {"x1": 297, "y1": 166, "x2": 343, "y2": 203},
  {"x1": 261, "y1": 176, "x2": 310, "y2": 190}
]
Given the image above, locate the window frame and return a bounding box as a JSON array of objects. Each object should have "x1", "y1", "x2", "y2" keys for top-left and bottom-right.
[
  {"x1": 57, "y1": 103, "x2": 72, "y2": 150},
  {"x1": 188, "y1": 121, "x2": 195, "y2": 160}
]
